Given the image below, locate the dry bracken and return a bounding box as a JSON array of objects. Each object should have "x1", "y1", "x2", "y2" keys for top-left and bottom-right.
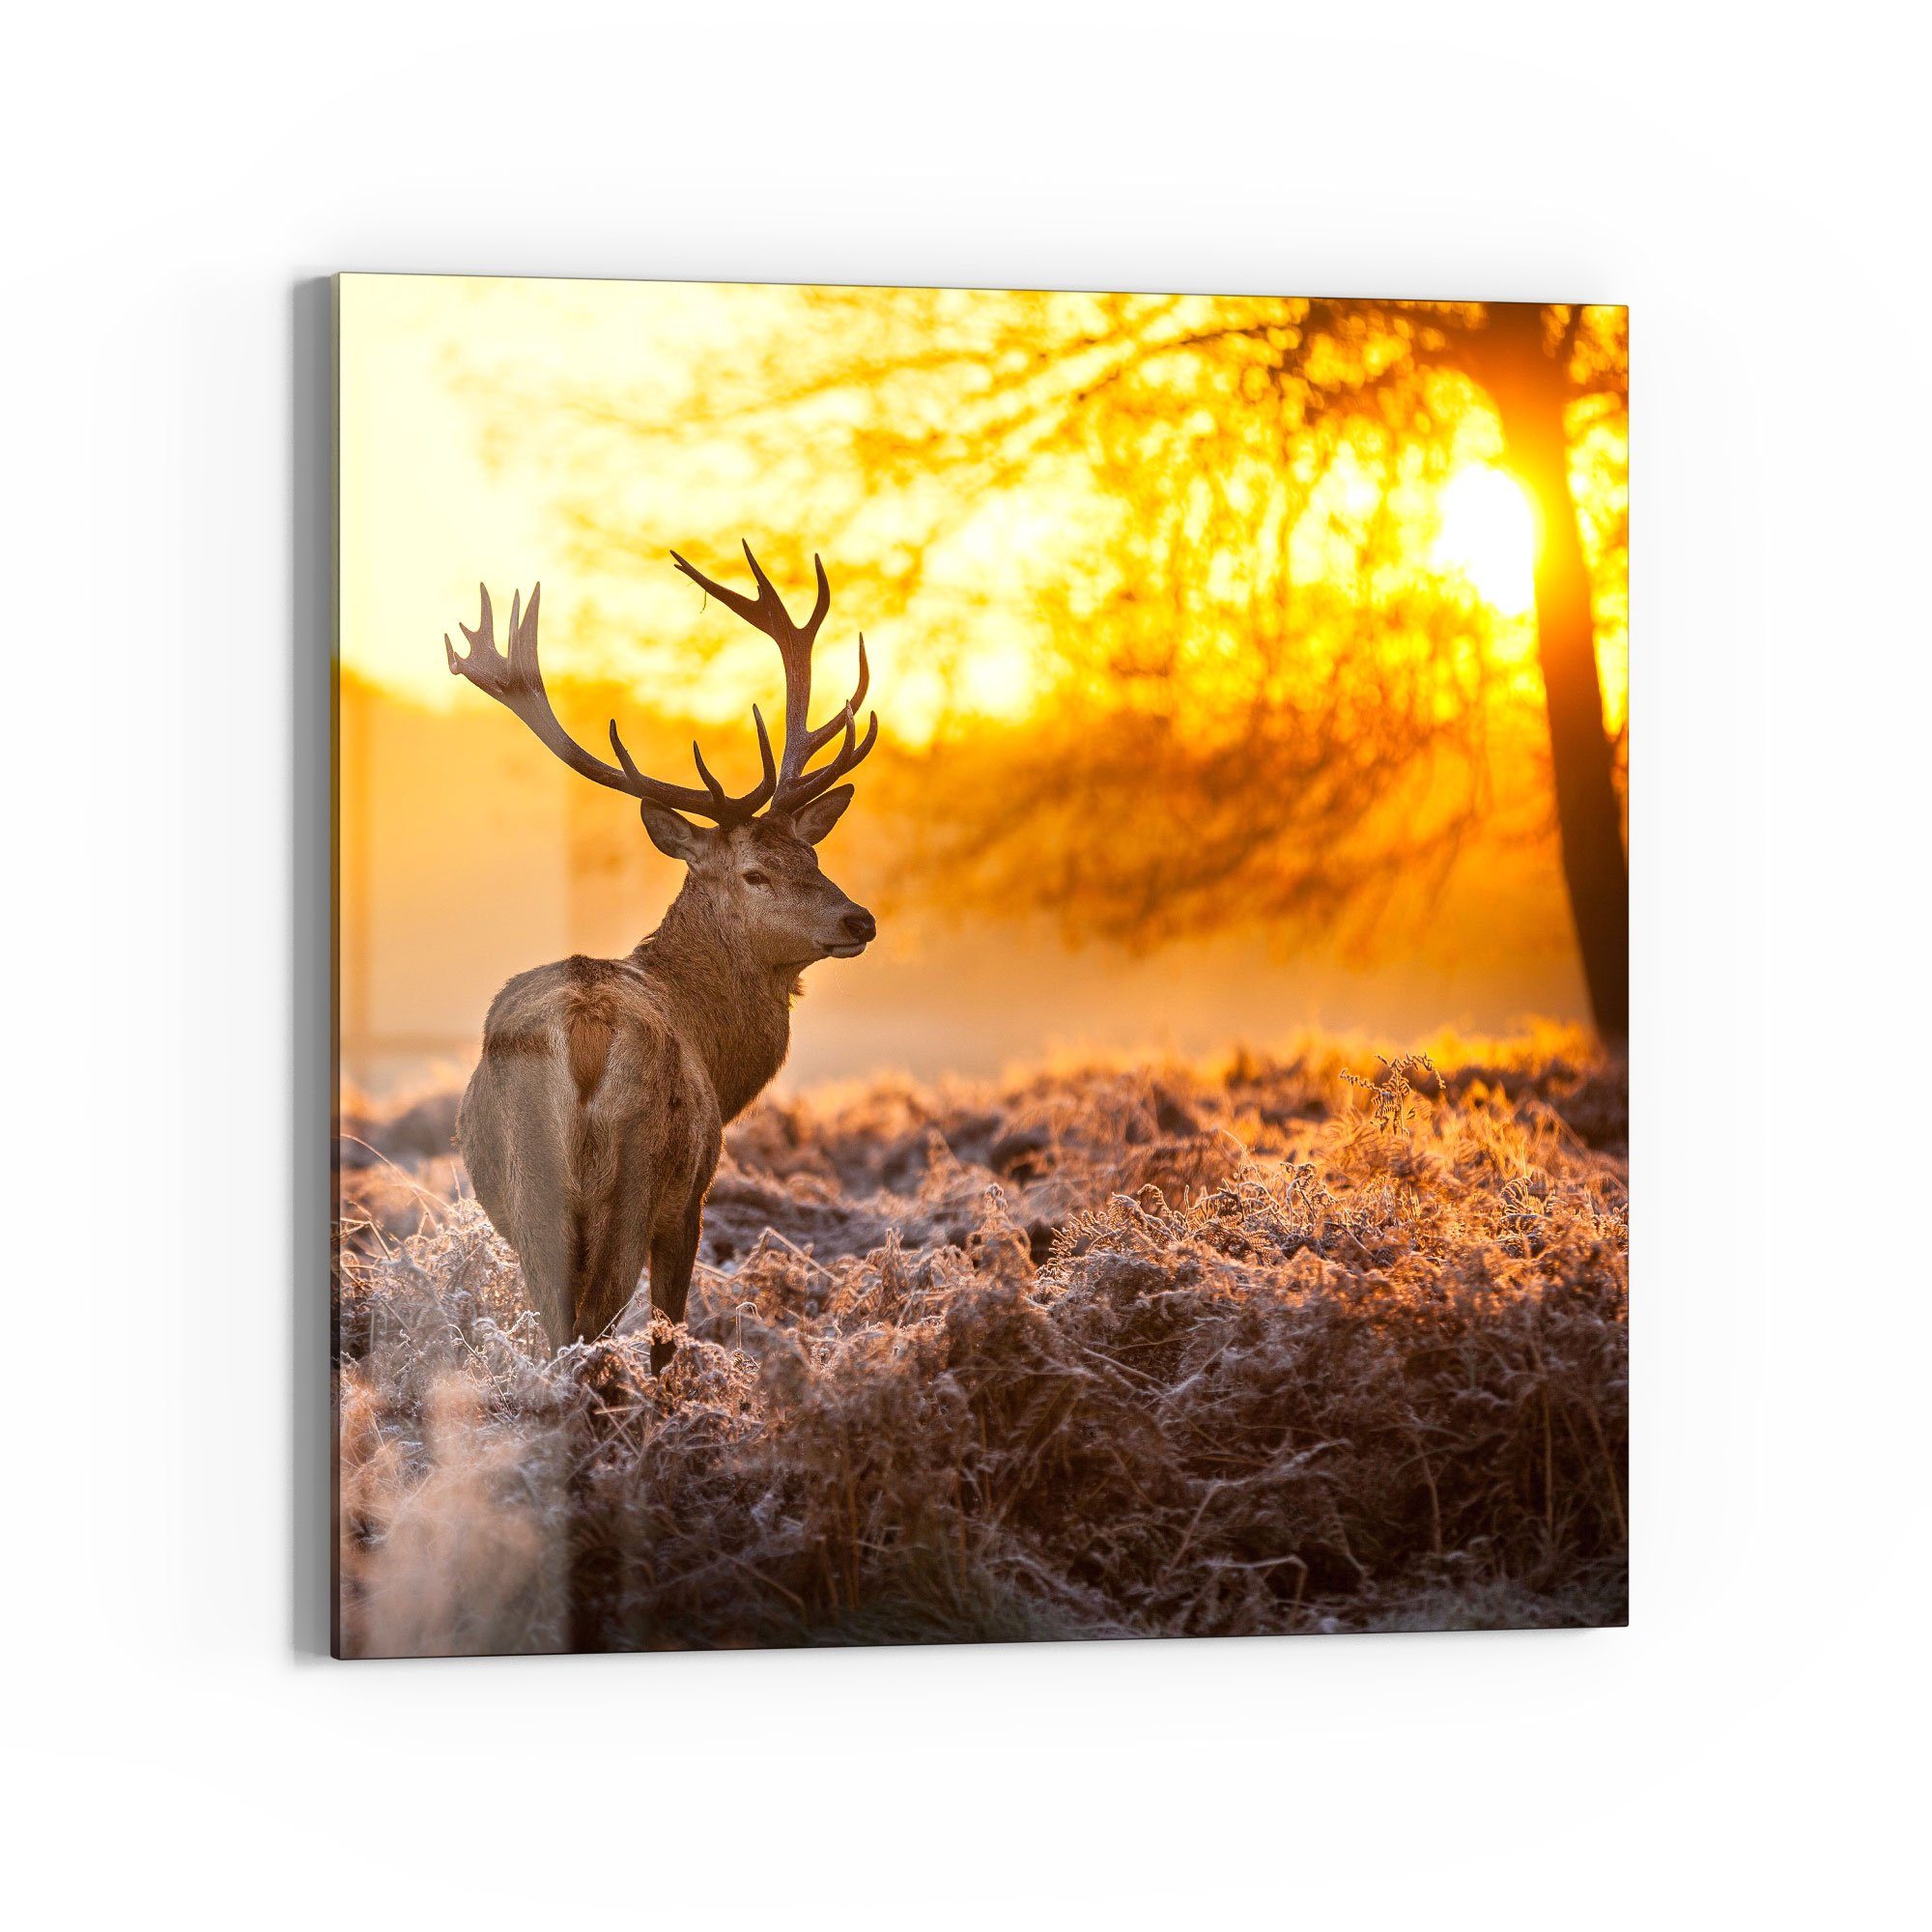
[{"x1": 335, "y1": 1028, "x2": 1628, "y2": 1654}]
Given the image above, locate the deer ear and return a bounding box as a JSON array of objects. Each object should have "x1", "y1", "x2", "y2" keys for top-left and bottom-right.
[
  {"x1": 788, "y1": 784, "x2": 854, "y2": 846},
  {"x1": 639, "y1": 802, "x2": 707, "y2": 863}
]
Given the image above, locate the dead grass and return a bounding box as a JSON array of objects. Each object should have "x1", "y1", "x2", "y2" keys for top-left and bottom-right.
[{"x1": 335, "y1": 1028, "x2": 1627, "y2": 1655}]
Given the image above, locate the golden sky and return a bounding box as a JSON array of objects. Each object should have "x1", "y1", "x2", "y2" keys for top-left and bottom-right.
[
  {"x1": 339, "y1": 274, "x2": 1549, "y2": 736},
  {"x1": 339, "y1": 274, "x2": 1060, "y2": 733}
]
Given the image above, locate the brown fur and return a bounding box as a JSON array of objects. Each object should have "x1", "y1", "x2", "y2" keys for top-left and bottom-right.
[{"x1": 457, "y1": 805, "x2": 871, "y2": 1366}]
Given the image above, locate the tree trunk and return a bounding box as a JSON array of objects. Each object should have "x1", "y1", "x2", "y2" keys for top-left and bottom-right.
[{"x1": 1482, "y1": 305, "x2": 1630, "y2": 1042}]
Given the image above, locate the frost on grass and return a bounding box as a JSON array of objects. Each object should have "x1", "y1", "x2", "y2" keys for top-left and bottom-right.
[{"x1": 335, "y1": 1029, "x2": 1628, "y2": 1655}]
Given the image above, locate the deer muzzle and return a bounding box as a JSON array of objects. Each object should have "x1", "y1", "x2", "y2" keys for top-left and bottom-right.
[{"x1": 825, "y1": 905, "x2": 876, "y2": 957}]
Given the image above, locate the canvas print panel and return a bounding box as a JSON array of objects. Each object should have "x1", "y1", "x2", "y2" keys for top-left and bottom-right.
[{"x1": 333, "y1": 276, "x2": 1629, "y2": 1656}]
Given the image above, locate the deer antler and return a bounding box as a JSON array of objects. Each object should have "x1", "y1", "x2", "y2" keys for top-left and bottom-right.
[
  {"x1": 444, "y1": 582, "x2": 778, "y2": 825},
  {"x1": 669, "y1": 542, "x2": 878, "y2": 816}
]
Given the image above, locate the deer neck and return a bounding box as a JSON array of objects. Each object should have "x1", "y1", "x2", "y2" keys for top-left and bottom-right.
[{"x1": 632, "y1": 888, "x2": 796, "y2": 1120}]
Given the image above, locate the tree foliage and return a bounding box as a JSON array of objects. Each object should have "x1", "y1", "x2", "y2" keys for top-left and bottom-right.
[{"x1": 522, "y1": 292, "x2": 1629, "y2": 1004}]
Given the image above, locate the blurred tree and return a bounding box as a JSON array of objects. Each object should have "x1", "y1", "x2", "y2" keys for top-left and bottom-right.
[{"x1": 545, "y1": 295, "x2": 1629, "y2": 1039}]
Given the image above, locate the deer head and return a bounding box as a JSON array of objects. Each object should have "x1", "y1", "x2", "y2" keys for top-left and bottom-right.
[{"x1": 445, "y1": 544, "x2": 879, "y2": 971}]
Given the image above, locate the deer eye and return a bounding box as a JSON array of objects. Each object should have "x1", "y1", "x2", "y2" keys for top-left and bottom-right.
[{"x1": 741, "y1": 868, "x2": 772, "y2": 889}]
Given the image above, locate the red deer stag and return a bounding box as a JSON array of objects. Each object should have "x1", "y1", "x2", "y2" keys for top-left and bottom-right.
[{"x1": 444, "y1": 545, "x2": 878, "y2": 1367}]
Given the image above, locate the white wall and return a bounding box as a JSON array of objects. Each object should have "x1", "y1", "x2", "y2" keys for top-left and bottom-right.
[{"x1": 8, "y1": 3, "x2": 1924, "y2": 1924}]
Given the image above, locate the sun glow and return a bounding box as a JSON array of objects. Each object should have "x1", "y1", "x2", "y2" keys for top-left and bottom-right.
[{"x1": 1434, "y1": 465, "x2": 1537, "y2": 615}]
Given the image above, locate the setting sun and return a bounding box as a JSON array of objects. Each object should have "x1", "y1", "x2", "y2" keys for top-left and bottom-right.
[{"x1": 1435, "y1": 464, "x2": 1537, "y2": 614}]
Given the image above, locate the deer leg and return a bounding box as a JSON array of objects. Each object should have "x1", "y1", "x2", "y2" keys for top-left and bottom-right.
[
  {"x1": 571, "y1": 1117, "x2": 657, "y2": 1347},
  {"x1": 647, "y1": 1195, "x2": 705, "y2": 1373}
]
